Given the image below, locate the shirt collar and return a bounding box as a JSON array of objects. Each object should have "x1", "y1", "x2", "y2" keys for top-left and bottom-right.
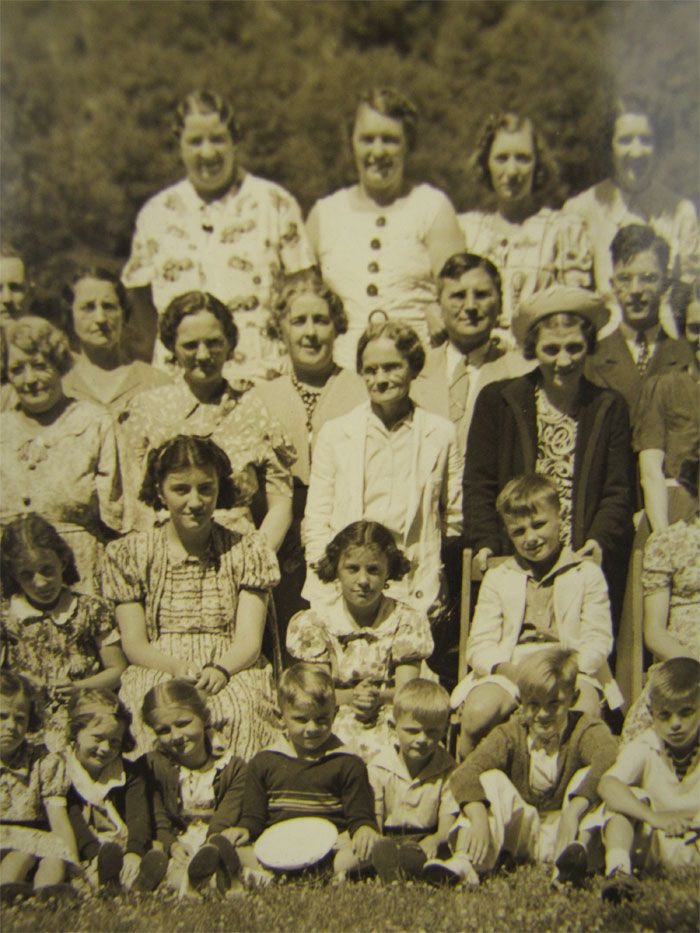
[
  {"x1": 373, "y1": 741, "x2": 455, "y2": 783},
  {"x1": 328, "y1": 595, "x2": 399, "y2": 641},
  {"x1": 367, "y1": 402, "x2": 415, "y2": 435},
  {"x1": 65, "y1": 748, "x2": 125, "y2": 804},
  {"x1": 512, "y1": 546, "x2": 581, "y2": 584},
  {"x1": 446, "y1": 339, "x2": 493, "y2": 374},
  {"x1": 619, "y1": 320, "x2": 661, "y2": 348},
  {"x1": 264, "y1": 733, "x2": 351, "y2": 760},
  {"x1": 9, "y1": 589, "x2": 77, "y2": 627}
]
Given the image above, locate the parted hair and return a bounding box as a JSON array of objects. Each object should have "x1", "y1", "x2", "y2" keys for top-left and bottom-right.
[
  {"x1": 469, "y1": 111, "x2": 557, "y2": 195},
  {"x1": 438, "y1": 252, "x2": 502, "y2": 304},
  {"x1": 142, "y1": 679, "x2": 211, "y2": 730},
  {"x1": 159, "y1": 291, "x2": 238, "y2": 357},
  {"x1": 496, "y1": 474, "x2": 560, "y2": 522},
  {"x1": 1, "y1": 512, "x2": 80, "y2": 597},
  {"x1": 355, "y1": 87, "x2": 418, "y2": 152},
  {"x1": 62, "y1": 267, "x2": 130, "y2": 323},
  {"x1": 517, "y1": 648, "x2": 579, "y2": 704},
  {"x1": 268, "y1": 268, "x2": 348, "y2": 340},
  {"x1": 139, "y1": 435, "x2": 238, "y2": 510},
  {"x1": 393, "y1": 678, "x2": 451, "y2": 728},
  {"x1": 67, "y1": 688, "x2": 136, "y2": 753},
  {"x1": 0, "y1": 670, "x2": 43, "y2": 734},
  {"x1": 173, "y1": 90, "x2": 242, "y2": 143},
  {"x1": 356, "y1": 319, "x2": 425, "y2": 377},
  {"x1": 315, "y1": 520, "x2": 411, "y2": 584},
  {"x1": 648, "y1": 657, "x2": 700, "y2": 708},
  {"x1": 522, "y1": 311, "x2": 597, "y2": 360},
  {"x1": 278, "y1": 664, "x2": 336, "y2": 712},
  {"x1": 605, "y1": 93, "x2": 670, "y2": 154},
  {"x1": 1, "y1": 315, "x2": 73, "y2": 380},
  {"x1": 610, "y1": 224, "x2": 670, "y2": 274}
]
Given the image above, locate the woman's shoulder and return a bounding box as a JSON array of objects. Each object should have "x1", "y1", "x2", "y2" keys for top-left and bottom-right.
[
  {"x1": 563, "y1": 179, "x2": 615, "y2": 214},
  {"x1": 136, "y1": 178, "x2": 193, "y2": 217},
  {"x1": 242, "y1": 172, "x2": 303, "y2": 208},
  {"x1": 312, "y1": 187, "x2": 354, "y2": 212}
]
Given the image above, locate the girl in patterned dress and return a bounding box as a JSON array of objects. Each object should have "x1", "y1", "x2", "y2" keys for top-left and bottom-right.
[
  {"x1": 0, "y1": 671, "x2": 79, "y2": 902},
  {"x1": 287, "y1": 521, "x2": 433, "y2": 762},
  {"x1": 0, "y1": 514, "x2": 126, "y2": 750},
  {"x1": 102, "y1": 435, "x2": 281, "y2": 758}
]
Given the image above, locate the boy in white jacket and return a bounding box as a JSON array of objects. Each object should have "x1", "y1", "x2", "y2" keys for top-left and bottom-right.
[{"x1": 453, "y1": 474, "x2": 621, "y2": 758}]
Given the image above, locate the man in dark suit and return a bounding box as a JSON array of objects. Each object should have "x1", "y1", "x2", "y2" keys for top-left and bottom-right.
[{"x1": 586, "y1": 224, "x2": 693, "y2": 429}]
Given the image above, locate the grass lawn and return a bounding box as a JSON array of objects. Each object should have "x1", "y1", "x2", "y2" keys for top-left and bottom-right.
[{"x1": 2, "y1": 865, "x2": 698, "y2": 932}]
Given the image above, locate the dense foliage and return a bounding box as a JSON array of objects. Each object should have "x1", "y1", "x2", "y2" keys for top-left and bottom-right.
[{"x1": 1, "y1": 0, "x2": 698, "y2": 299}]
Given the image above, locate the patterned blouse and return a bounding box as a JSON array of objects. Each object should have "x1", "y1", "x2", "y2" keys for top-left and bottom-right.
[
  {"x1": 0, "y1": 742, "x2": 66, "y2": 823},
  {"x1": 535, "y1": 385, "x2": 577, "y2": 546}
]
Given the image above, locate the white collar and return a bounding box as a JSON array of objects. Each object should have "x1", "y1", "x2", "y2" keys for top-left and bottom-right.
[
  {"x1": 65, "y1": 748, "x2": 125, "y2": 805},
  {"x1": 10, "y1": 589, "x2": 78, "y2": 627},
  {"x1": 372, "y1": 741, "x2": 455, "y2": 784}
]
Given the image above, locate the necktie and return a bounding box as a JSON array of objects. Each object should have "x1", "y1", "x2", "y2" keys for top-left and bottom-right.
[
  {"x1": 449, "y1": 356, "x2": 471, "y2": 423},
  {"x1": 636, "y1": 331, "x2": 650, "y2": 377}
]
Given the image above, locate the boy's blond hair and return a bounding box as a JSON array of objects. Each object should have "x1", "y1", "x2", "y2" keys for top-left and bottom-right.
[
  {"x1": 517, "y1": 648, "x2": 578, "y2": 704},
  {"x1": 393, "y1": 678, "x2": 451, "y2": 729},
  {"x1": 496, "y1": 474, "x2": 560, "y2": 521},
  {"x1": 278, "y1": 663, "x2": 336, "y2": 712},
  {"x1": 648, "y1": 657, "x2": 700, "y2": 709}
]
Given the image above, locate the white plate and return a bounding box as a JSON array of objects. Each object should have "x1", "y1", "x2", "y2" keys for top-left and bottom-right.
[{"x1": 254, "y1": 817, "x2": 338, "y2": 871}]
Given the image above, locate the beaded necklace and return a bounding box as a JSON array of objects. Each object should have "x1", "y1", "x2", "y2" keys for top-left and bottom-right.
[{"x1": 291, "y1": 367, "x2": 339, "y2": 436}]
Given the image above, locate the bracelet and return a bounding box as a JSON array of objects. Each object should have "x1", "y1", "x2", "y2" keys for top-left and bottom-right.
[{"x1": 205, "y1": 662, "x2": 231, "y2": 682}]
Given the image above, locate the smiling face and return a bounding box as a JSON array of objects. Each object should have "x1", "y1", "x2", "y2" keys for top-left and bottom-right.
[
  {"x1": 280, "y1": 293, "x2": 336, "y2": 376},
  {"x1": 0, "y1": 692, "x2": 30, "y2": 761},
  {"x1": 174, "y1": 310, "x2": 230, "y2": 392},
  {"x1": 360, "y1": 337, "x2": 413, "y2": 408},
  {"x1": 533, "y1": 315, "x2": 588, "y2": 392},
  {"x1": 487, "y1": 126, "x2": 536, "y2": 205},
  {"x1": 503, "y1": 498, "x2": 562, "y2": 568},
  {"x1": 72, "y1": 277, "x2": 124, "y2": 351},
  {"x1": 650, "y1": 694, "x2": 700, "y2": 752},
  {"x1": 394, "y1": 711, "x2": 447, "y2": 768},
  {"x1": 612, "y1": 249, "x2": 666, "y2": 332},
  {"x1": 280, "y1": 696, "x2": 335, "y2": 757},
  {"x1": 73, "y1": 716, "x2": 125, "y2": 778},
  {"x1": 352, "y1": 104, "x2": 407, "y2": 200},
  {"x1": 0, "y1": 257, "x2": 27, "y2": 322},
  {"x1": 7, "y1": 345, "x2": 64, "y2": 415},
  {"x1": 337, "y1": 544, "x2": 389, "y2": 618},
  {"x1": 440, "y1": 267, "x2": 500, "y2": 353},
  {"x1": 180, "y1": 111, "x2": 237, "y2": 198},
  {"x1": 15, "y1": 547, "x2": 64, "y2": 608},
  {"x1": 148, "y1": 704, "x2": 209, "y2": 768},
  {"x1": 159, "y1": 464, "x2": 218, "y2": 536},
  {"x1": 612, "y1": 112, "x2": 656, "y2": 194}
]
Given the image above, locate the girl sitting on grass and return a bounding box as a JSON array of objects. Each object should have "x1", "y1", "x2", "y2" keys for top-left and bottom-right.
[{"x1": 286, "y1": 521, "x2": 433, "y2": 761}]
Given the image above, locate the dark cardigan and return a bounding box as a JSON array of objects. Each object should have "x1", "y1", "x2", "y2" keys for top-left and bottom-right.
[{"x1": 144, "y1": 750, "x2": 247, "y2": 854}]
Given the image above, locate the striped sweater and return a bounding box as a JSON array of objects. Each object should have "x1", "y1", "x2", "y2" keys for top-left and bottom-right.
[{"x1": 238, "y1": 735, "x2": 377, "y2": 840}]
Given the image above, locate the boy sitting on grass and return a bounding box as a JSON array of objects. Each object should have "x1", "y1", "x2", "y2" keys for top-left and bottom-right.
[
  {"x1": 597, "y1": 657, "x2": 700, "y2": 903},
  {"x1": 452, "y1": 474, "x2": 621, "y2": 760},
  {"x1": 424, "y1": 648, "x2": 618, "y2": 887},
  {"x1": 368, "y1": 679, "x2": 459, "y2": 883},
  {"x1": 225, "y1": 664, "x2": 379, "y2": 882}
]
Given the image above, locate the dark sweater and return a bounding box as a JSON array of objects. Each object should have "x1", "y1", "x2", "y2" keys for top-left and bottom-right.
[
  {"x1": 145, "y1": 750, "x2": 247, "y2": 854},
  {"x1": 238, "y1": 735, "x2": 378, "y2": 840},
  {"x1": 450, "y1": 711, "x2": 618, "y2": 813}
]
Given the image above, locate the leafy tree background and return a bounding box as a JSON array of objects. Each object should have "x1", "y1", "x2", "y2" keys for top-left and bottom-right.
[{"x1": 1, "y1": 0, "x2": 698, "y2": 305}]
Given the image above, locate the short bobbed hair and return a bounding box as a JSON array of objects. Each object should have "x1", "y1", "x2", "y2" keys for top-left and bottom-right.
[
  {"x1": 356, "y1": 319, "x2": 425, "y2": 377},
  {"x1": 496, "y1": 474, "x2": 561, "y2": 523},
  {"x1": 173, "y1": 90, "x2": 242, "y2": 143},
  {"x1": 517, "y1": 648, "x2": 579, "y2": 705},
  {"x1": 648, "y1": 657, "x2": 700, "y2": 709},
  {"x1": 62, "y1": 267, "x2": 130, "y2": 324},
  {"x1": 522, "y1": 311, "x2": 597, "y2": 361},
  {"x1": 393, "y1": 678, "x2": 451, "y2": 729},
  {"x1": 315, "y1": 520, "x2": 411, "y2": 584},
  {"x1": 139, "y1": 435, "x2": 238, "y2": 510},
  {"x1": 610, "y1": 224, "x2": 670, "y2": 275},
  {"x1": 1, "y1": 315, "x2": 73, "y2": 380},
  {"x1": 268, "y1": 268, "x2": 348, "y2": 340},
  {"x1": 469, "y1": 111, "x2": 557, "y2": 195},
  {"x1": 159, "y1": 291, "x2": 238, "y2": 357},
  {"x1": 1, "y1": 513, "x2": 79, "y2": 597},
  {"x1": 0, "y1": 670, "x2": 43, "y2": 734},
  {"x1": 142, "y1": 679, "x2": 211, "y2": 731},
  {"x1": 438, "y1": 252, "x2": 503, "y2": 305},
  {"x1": 354, "y1": 88, "x2": 418, "y2": 152},
  {"x1": 278, "y1": 663, "x2": 336, "y2": 712},
  {"x1": 67, "y1": 688, "x2": 136, "y2": 754}
]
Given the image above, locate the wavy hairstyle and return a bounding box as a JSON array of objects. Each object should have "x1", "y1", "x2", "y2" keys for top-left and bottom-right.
[
  {"x1": 267, "y1": 268, "x2": 348, "y2": 340},
  {"x1": 159, "y1": 291, "x2": 238, "y2": 358},
  {"x1": 356, "y1": 318, "x2": 425, "y2": 377},
  {"x1": 354, "y1": 87, "x2": 419, "y2": 152},
  {"x1": 139, "y1": 435, "x2": 238, "y2": 510},
  {"x1": 173, "y1": 90, "x2": 243, "y2": 143},
  {"x1": 62, "y1": 266, "x2": 130, "y2": 324},
  {"x1": 469, "y1": 111, "x2": 558, "y2": 196},
  {"x1": 1, "y1": 513, "x2": 79, "y2": 597},
  {"x1": 1, "y1": 315, "x2": 73, "y2": 381},
  {"x1": 315, "y1": 520, "x2": 411, "y2": 584}
]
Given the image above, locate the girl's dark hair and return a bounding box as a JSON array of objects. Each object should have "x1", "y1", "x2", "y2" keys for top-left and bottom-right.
[
  {"x1": 139, "y1": 435, "x2": 238, "y2": 510},
  {"x1": 173, "y1": 90, "x2": 243, "y2": 143},
  {"x1": 142, "y1": 680, "x2": 212, "y2": 755},
  {"x1": 62, "y1": 267, "x2": 130, "y2": 323},
  {"x1": 522, "y1": 312, "x2": 597, "y2": 360},
  {"x1": 0, "y1": 670, "x2": 43, "y2": 734},
  {"x1": 469, "y1": 111, "x2": 557, "y2": 195},
  {"x1": 315, "y1": 521, "x2": 411, "y2": 583},
  {"x1": 356, "y1": 319, "x2": 425, "y2": 377},
  {"x1": 159, "y1": 291, "x2": 238, "y2": 357},
  {"x1": 1, "y1": 513, "x2": 79, "y2": 597},
  {"x1": 67, "y1": 688, "x2": 136, "y2": 753}
]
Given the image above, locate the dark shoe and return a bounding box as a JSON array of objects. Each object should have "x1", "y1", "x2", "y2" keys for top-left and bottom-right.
[
  {"x1": 0, "y1": 882, "x2": 33, "y2": 904},
  {"x1": 135, "y1": 849, "x2": 169, "y2": 892},
  {"x1": 423, "y1": 853, "x2": 479, "y2": 887},
  {"x1": 208, "y1": 834, "x2": 241, "y2": 887},
  {"x1": 371, "y1": 838, "x2": 401, "y2": 884},
  {"x1": 97, "y1": 842, "x2": 124, "y2": 886},
  {"x1": 35, "y1": 883, "x2": 80, "y2": 902},
  {"x1": 602, "y1": 869, "x2": 639, "y2": 904},
  {"x1": 188, "y1": 844, "x2": 220, "y2": 886},
  {"x1": 555, "y1": 842, "x2": 588, "y2": 887},
  {"x1": 397, "y1": 841, "x2": 427, "y2": 879}
]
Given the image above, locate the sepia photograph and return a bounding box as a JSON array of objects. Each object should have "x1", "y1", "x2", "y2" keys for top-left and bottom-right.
[{"x1": 0, "y1": 1, "x2": 698, "y2": 930}]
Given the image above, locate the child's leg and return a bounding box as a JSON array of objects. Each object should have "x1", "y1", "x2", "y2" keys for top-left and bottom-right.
[
  {"x1": 458, "y1": 684, "x2": 517, "y2": 760},
  {"x1": 603, "y1": 813, "x2": 635, "y2": 875},
  {"x1": 33, "y1": 857, "x2": 65, "y2": 888},
  {"x1": 0, "y1": 851, "x2": 36, "y2": 885}
]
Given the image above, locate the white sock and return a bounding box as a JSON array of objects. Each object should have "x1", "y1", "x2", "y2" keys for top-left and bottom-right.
[{"x1": 605, "y1": 848, "x2": 631, "y2": 876}]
